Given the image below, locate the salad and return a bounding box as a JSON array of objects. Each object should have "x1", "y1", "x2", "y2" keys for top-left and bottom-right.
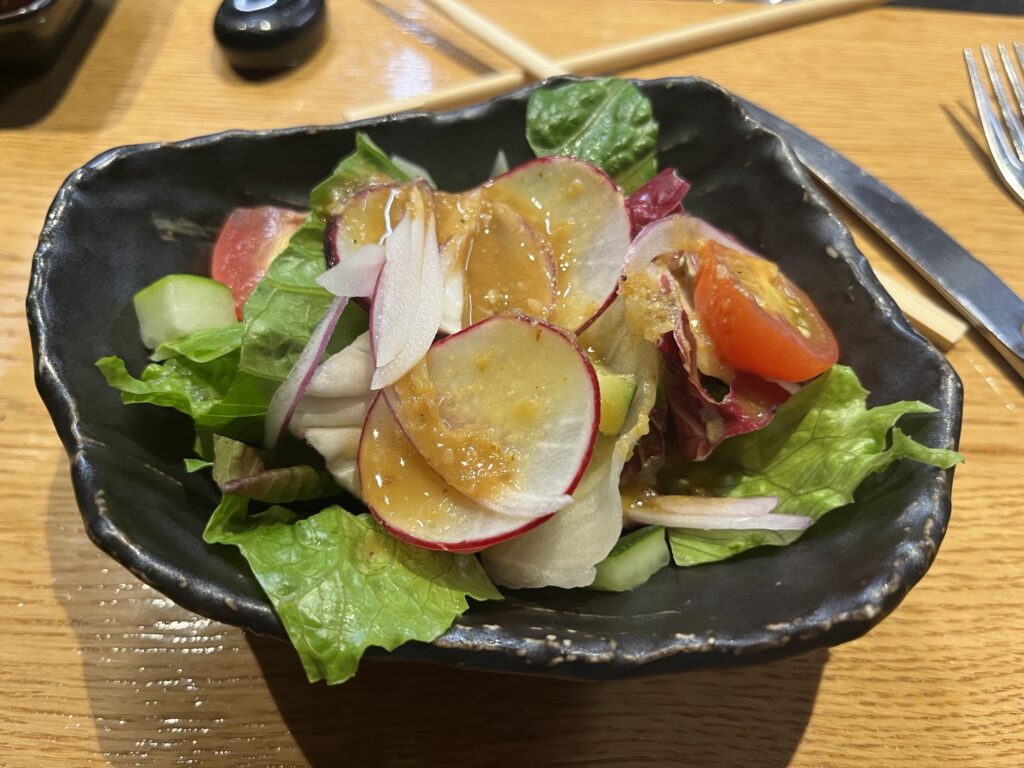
[{"x1": 97, "y1": 78, "x2": 962, "y2": 684}]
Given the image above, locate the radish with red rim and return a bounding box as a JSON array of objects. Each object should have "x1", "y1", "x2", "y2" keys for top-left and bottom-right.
[
  {"x1": 384, "y1": 314, "x2": 600, "y2": 518},
  {"x1": 358, "y1": 394, "x2": 553, "y2": 552}
]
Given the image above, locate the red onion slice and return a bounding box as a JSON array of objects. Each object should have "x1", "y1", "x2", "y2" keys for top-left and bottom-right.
[
  {"x1": 625, "y1": 495, "x2": 811, "y2": 531},
  {"x1": 264, "y1": 295, "x2": 349, "y2": 448},
  {"x1": 316, "y1": 243, "x2": 385, "y2": 297},
  {"x1": 370, "y1": 188, "x2": 444, "y2": 389}
]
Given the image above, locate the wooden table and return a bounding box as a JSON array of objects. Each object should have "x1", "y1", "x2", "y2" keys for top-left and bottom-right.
[{"x1": 2, "y1": 1, "x2": 1022, "y2": 765}]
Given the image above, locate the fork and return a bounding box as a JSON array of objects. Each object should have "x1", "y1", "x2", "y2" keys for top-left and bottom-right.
[{"x1": 965, "y1": 43, "x2": 1024, "y2": 209}]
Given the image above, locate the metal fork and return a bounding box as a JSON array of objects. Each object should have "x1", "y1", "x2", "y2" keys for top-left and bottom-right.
[{"x1": 965, "y1": 43, "x2": 1024, "y2": 208}]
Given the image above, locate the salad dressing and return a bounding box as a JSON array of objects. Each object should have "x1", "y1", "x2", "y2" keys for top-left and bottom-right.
[
  {"x1": 337, "y1": 184, "x2": 410, "y2": 250},
  {"x1": 483, "y1": 171, "x2": 602, "y2": 327},
  {"x1": 388, "y1": 358, "x2": 519, "y2": 503},
  {"x1": 360, "y1": 399, "x2": 494, "y2": 537},
  {"x1": 461, "y1": 199, "x2": 556, "y2": 325}
]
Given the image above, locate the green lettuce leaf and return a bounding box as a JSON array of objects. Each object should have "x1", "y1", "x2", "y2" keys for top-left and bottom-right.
[
  {"x1": 204, "y1": 498, "x2": 501, "y2": 684},
  {"x1": 99, "y1": 132, "x2": 392, "y2": 429},
  {"x1": 96, "y1": 352, "x2": 240, "y2": 425},
  {"x1": 526, "y1": 78, "x2": 659, "y2": 193},
  {"x1": 152, "y1": 324, "x2": 243, "y2": 363},
  {"x1": 664, "y1": 366, "x2": 963, "y2": 566},
  {"x1": 201, "y1": 214, "x2": 369, "y2": 423},
  {"x1": 309, "y1": 132, "x2": 412, "y2": 214}
]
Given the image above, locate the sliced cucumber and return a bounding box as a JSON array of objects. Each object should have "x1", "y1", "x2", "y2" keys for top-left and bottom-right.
[
  {"x1": 133, "y1": 274, "x2": 237, "y2": 349},
  {"x1": 590, "y1": 525, "x2": 669, "y2": 592},
  {"x1": 593, "y1": 363, "x2": 638, "y2": 436}
]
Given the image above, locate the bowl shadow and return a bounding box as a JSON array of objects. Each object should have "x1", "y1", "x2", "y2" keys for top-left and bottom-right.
[
  {"x1": 247, "y1": 621, "x2": 828, "y2": 768},
  {"x1": 47, "y1": 462, "x2": 826, "y2": 767}
]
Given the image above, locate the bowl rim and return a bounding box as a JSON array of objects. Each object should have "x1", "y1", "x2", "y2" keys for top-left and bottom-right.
[{"x1": 27, "y1": 75, "x2": 963, "y2": 679}]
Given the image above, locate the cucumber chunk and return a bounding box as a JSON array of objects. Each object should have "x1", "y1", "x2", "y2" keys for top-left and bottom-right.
[
  {"x1": 593, "y1": 363, "x2": 637, "y2": 436},
  {"x1": 133, "y1": 274, "x2": 237, "y2": 349},
  {"x1": 590, "y1": 525, "x2": 669, "y2": 592}
]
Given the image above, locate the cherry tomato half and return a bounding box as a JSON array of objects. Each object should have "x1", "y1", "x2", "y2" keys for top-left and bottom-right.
[
  {"x1": 693, "y1": 241, "x2": 838, "y2": 382},
  {"x1": 211, "y1": 206, "x2": 306, "y2": 317}
]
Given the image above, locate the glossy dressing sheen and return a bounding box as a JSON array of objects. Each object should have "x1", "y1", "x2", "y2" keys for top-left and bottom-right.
[
  {"x1": 359, "y1": 396, "x2": 495, "y2": 544},
  {"x1": 388, "y1": 358, "x2": 518, "y2": 503}
]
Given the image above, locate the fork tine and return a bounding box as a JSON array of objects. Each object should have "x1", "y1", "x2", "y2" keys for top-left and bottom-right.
[
  {"x1": 998, "y1": 43, "x2": 1024, "y2": 119},
  {"x1": 981, "y1": 45, "x2": 1024, "y2": 162},
  {"x1": 968, "y1": 46, "x2": 1024, "y2": 208},
  {"x1": 965, "y1": 48, "x2": 1018, "y2": 167}
]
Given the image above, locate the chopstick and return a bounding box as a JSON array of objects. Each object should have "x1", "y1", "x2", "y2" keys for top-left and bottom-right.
[
  {"x1": 874, "y1": 274, "x2": 968, "y2": 351},
  {"x1": 560, "y1": 0, "x2": 886, "y2": 74},
  {"x1": 350, "y1": 0, "x2": 884, "y2": 119},
  {"x1": 346, "y1": 71, "x2": 527, "y2": 121},
  {"x1": 425, "y1": 0, "x2": 563, "y2": 79},
  {"x1": 350, "y1": 0, "x2": 965, "y2": 350},
  {"x1": 428, "y1": 0, "x2": 886, "y2": 77}
]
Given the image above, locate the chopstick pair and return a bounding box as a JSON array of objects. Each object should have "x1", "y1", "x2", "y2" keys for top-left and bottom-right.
[
  {"x1": 347, "y1": 0, "x2": 886, "y2": 120},
  {"x1": 349, "y1": 0, "x2": 967, "y2": 350}
]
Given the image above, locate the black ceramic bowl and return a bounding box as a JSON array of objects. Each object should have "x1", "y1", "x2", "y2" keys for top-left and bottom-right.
[{"x1": 28, "y1": 77, "x2": 962, "y2": 679}]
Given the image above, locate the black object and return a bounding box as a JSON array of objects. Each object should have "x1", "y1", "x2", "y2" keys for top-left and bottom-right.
[
  {"x1": 214, "y1": 0, "x2": 326, "y2": 75},
  {"x1": 27, "y1": 77, "x2": 962, "y2": 680},
  {"x1": 891, "y1": 0, "x2": 1023, "y2": 13},
  {"x1": 0, "y1": 0, "x2": 87, "y2": 72}
]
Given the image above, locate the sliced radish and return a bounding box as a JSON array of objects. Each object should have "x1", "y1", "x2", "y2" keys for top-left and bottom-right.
[
  {"x1": 329, "y1": 184, "x2": 407, "y2": 265},
  {"x1": 385, "y1": 314, "x2": 599, "y2": 518},
  {"x1": 627, "y1": 213, "x2": 754, "y2": 270},
  {"x1": 461, "y1": 200, "x2": 557, "y2": 325},
  {"x1": 626, "y1": 495, "x2": 811, "y2": 531},
  {"x1": 359, "y1": 393, "x2": 552, "y2": 552},
  {"x1": 435, "y1": 190, "x2": 482, "y2": 333},
  {"x1": 482, "y1": 157, "x2": 630, "y2": 332},
  {"x1": 480, "y1": 299, "x2": 662, "y2": 588}
]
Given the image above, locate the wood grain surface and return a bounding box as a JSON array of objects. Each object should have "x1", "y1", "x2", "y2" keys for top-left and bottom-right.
[{"x1": 2, "y1": 1, "x2": 1022, "y2": 765}]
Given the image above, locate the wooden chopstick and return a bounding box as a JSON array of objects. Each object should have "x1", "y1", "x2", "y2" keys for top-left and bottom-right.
[
  {"x1": 350, "y1": 0, "x2": 885, "y2": 119},
  {"x1": 346, "y1": 71, "x2": 526, "y2": 122},
  {"x1": 350, "y1": 0, "x2": 964, "y2": 350},
  {"x1": 560, "y1": 0, "x2": 886, "y2": 74},
  {"x1": 426, "y1": 0, "x2": 885, "y2": 78},
  {"x1": 424, "y1": 0, "x2": 564, "y2": 79},
  {"x1": 875, "y1": 274, "x2": 968, "y2": 351}
]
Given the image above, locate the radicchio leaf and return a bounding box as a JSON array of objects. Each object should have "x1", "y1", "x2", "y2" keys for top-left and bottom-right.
[
  {"x1": 625, "y1": 169, "x2": 690, "y2": 237},
  {"x1": 211, "y1": 434, "x2": 338, "y2": 504},
  {"x1": 659, "y1": 318, "x2": 791, "y2": 461}
]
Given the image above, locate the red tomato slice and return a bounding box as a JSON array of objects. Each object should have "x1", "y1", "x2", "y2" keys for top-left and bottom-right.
[
  {"x1": 211, "y1": 206, "x2": 307, "y2": 317},
  {"x1": 693, "y1": 241, "x2": 838, "y2": 382}
]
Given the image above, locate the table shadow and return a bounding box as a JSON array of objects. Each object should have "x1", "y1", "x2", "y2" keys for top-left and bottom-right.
[{"x1": 249, "y1": 617, "x2": 827, "y2": 767}]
